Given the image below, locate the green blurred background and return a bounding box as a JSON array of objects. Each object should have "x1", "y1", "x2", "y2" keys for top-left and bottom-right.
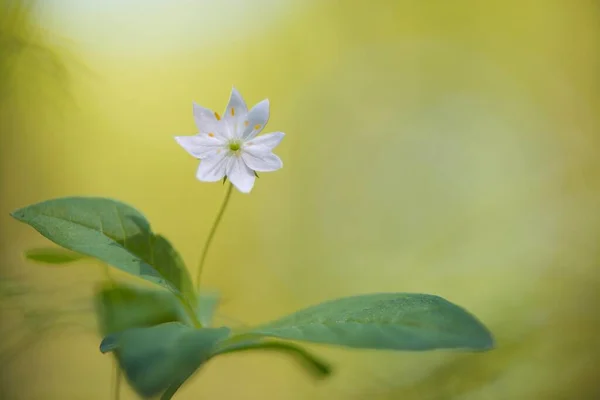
[{"x1": 1, "y1": 0, "x2": 599, "y2": 398}]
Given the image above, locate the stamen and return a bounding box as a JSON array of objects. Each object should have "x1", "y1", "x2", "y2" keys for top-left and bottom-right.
[{"x1": 214, "y1": 112, "x2": 221, "y2": 120}]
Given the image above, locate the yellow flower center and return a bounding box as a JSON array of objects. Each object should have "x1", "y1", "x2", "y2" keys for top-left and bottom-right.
[{"x1": 228, "y1": 140, "x2": 241, "y2": 152}]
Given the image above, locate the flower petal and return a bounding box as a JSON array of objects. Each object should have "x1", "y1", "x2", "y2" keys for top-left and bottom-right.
[
  {"x1": 242, "y1": 151, "x2": 283, "y2": 172},
  {"x1": 246, "y1": 132, "x2": 284, "y2": 151},
  {"x1": 175, "y1": 134, "x2": 226, "y2": 159},
  {"x1": 223, "y1": 87, "x2": 248, "y2": 139},
  {"x1": 196, "y1": 154, "x2": 230, "y2": 182},
  {"x1": 224, "y1": 87, "x2": 248, "y2": 119},
  {"x1": 242, "y1": 99, "x2": 270, "y2": 139},
  {"x1": 193, "y1": 102, "x2": 222, "y2": 135},
  {"x1": 227, "y1": 156, "x2": 256, "y2": 193}
]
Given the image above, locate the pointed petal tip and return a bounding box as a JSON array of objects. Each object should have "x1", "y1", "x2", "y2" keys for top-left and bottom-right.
[
  {"x1": 228, "y1": 177, "x2": 253, "y2": 194},
  {"x1": 192, "y1": 101, "x2": 214, "y2": 114},
  {"x1": 237, "y1": 186, "x2": 252, "y2": 194},
  {"x1": 196, "y1": 173, "x2": 220, "y2": 184},
  {"x1": 174, "y1": 135, "x2": 191, "y2": 147},
  {"x1": 174, "y1": 136, "x2": 185, "y2": 147},
  {"x1": 227, "y1": 158, "x2": 256, "y2": 193},
  {"x1": 252, "y1": 98, "x2": 269, "y2": 109},
  {"x1": 230, "y1": 176, "x2": 254, "y2": 194}
]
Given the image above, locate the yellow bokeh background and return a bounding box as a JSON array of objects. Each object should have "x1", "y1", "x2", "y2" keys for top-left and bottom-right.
[{"x1": 1, "y1": 0, "x2": 599, "y2": 399}]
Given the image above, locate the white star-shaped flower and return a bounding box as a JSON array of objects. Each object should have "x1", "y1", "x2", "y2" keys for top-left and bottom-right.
[{"x1": 175, "y1": 87, "x2": 284, "y2": 193}]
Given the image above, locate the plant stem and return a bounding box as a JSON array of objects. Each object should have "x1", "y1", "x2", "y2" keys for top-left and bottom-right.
[
  {"x1": 178, "y1": 294, "x2": 202, "y2": 328},
  {"x1": 102, "y1": 264, "x2": 122, "y2": 400},
  {"x1": 195, "y1": 182, "x2": 234, "y2": 291},
  {"x1": 113, "y1": 362, "x2": 122, "y2": 400}
]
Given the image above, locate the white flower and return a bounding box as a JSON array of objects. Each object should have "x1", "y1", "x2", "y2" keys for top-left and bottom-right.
[{"x1": 175, "y1": 87, "x2": 284, "y2": 193}]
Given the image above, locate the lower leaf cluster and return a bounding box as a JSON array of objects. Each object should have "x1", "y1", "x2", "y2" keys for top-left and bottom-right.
[
  {"x1": 96, "y1": 283, "x2": 332, "y2": 399},
  {"x1": 11, "y1": 197, "x2": 494, "y2": 399}
]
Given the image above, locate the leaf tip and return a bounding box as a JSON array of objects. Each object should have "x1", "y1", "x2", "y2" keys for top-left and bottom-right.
[
  {"x1": 9, "y1": 208, "x2": 25, "y2": 221},
  {"x1": 477, "y1": 329, "x2": 496, "y2": 351},
  {"x1": 464, "y1": 319, "x2": 495, "y2": 351},
  {"x1": 99, "y1": 334, "x2": 119, "y2": 353},
  {"x1": 312, "y1": 360, "x2": 333, "y2": 379}
]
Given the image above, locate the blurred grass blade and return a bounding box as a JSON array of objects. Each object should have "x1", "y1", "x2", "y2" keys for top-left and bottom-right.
[{"x1": 24, "y1": 247, "x2": 87, "y2": 265}]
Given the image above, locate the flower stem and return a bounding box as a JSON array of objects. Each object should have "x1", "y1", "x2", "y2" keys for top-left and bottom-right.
[{"x1": 195, "y1": 182, "x2": 234, "y2": 291}]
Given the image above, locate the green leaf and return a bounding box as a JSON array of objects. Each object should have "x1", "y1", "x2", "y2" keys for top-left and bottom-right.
[
  {"x1": 11, "y1": 197, "x2": 196, "y2": 305},
  {"x1": 212, "y1": 339, "x2": 332, "y2": 379},
  {"x1": 242, "y1": 293, "x2": 494, "y2": 351},
  {"x1": 100, "y1": 323, "x2": 230, "y2": 399},
  {"x1": 94, "y1": 282, "x2": 187, "y2": 336},
  {"x1": 24, "y1": 247, "x2": 87, "y2": 264}
]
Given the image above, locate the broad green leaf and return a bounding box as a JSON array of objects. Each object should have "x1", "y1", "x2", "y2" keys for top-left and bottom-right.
[
  {"x1": 242, "y1": 293, "x2": 494, "y2": 351},
  {"x1": 11, "y1": 197, "x2": 195, "y2": 305},
  {"x1": 24, "y1": 247, "x2": 87, "y2": 264},
  {"x1": 94, "y1": 282, "x2": 187, "y2": 336},
  {"x1": 212, "y1": 339, "x2": 332, "y2": 379},
  {"x1": 100, "y1": 323, "x2": 230, "y2": 399}
]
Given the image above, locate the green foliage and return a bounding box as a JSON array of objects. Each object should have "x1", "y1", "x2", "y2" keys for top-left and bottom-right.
[
  {"x1": 24, "y1": 247, "x2": 87, "y2": 264},
  {"x1": 100, "y1": 323, "x2": 230, "y2": 399},
  {"x1": 94, "y1": 283, "x2": 333, "y2": 397},
  {"x1": 11, "y1": 197, "x2": 196, "y2": 306},
  {"x1": 11, "y1": 196, "x2": 495, "y2": 399},
  {"x1": 95, "y1": 284, "x2": 229, "y2": 398},
  {"x1": 241, "y1": 293, "x2": 494, "y2": 351},
  {"x1": 95, "y1": 282, "x2": 221, "y2": 335},
  {"x1": 94, "y1": 282, "x2": 187, "y2": 336}
]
